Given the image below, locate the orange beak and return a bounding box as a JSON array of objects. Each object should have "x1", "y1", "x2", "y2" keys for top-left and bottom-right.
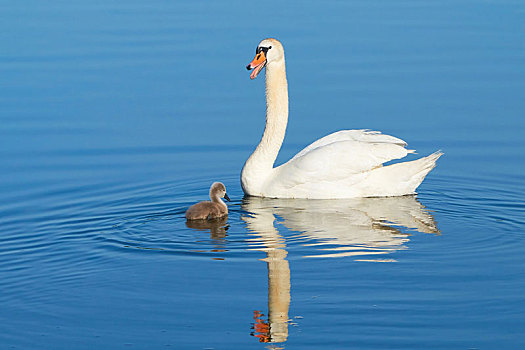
[{"x1": 246, "y1": 51, "x2": 267, "y2": 80}]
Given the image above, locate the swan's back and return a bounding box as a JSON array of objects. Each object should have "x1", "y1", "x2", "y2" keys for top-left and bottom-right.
[
  {"x1": 262, "y1": 130, "x2": 442, "y2": 199},
  {"x1": 290, "y1": 130, "x2": 409, "y2": 161}
]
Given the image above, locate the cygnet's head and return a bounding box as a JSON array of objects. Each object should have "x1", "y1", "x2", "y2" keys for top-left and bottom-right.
[
  {"x1": 210, "y1": 182, "x2": 230, "y2": 201},
  {"x1": 246, "y1": 38, "x2": 285, "y2": 80}
]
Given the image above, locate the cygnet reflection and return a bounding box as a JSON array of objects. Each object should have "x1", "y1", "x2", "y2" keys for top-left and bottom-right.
[
  {"x1": 185, "y1": 216, "x2": 229, "y2": 240},
  {"x1": 242, "y1": 195, "x2": 439, "y2": 260},
  {"x1": 186, "y1": 217, "x2": 229, "y2": 257}
]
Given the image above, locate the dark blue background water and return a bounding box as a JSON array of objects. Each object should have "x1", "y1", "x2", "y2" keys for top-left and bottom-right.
[{"x1": 2, "y1": 1, "x2": 524, "y2": 349}]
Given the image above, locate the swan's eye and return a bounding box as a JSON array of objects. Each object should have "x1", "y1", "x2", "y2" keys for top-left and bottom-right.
[
  {"x1": 269, "y1": 46, "x2": 272, "y2": 49},
  {"x1": 259, "y1": 46, "x2": 269, "y2": 55}
]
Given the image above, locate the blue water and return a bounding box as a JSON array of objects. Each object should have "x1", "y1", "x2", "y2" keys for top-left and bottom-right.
[{"x1": 2, "y1": 1, "x2": 525, "y2": 349}]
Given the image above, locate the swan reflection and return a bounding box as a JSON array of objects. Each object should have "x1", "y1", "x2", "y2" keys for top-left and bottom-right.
[
  {"x1": 243, "y1": 195, "x2": 439, "y2": 344},
  {"x1": 242, "y1": 195, "x2": 439, "y2": 260},
  {"x1": 243, "y1": 200, "x2": 291, "y2": 344}
]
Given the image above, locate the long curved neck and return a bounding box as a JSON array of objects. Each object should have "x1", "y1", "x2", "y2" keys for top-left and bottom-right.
[{"x1": 246, "y1": 60, "x2": 289, "y2": 171}]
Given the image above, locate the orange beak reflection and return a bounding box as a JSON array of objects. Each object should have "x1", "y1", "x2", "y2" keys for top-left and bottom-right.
[{"x1": 246, "y1": 51, "x2": 267, "y2": 80}]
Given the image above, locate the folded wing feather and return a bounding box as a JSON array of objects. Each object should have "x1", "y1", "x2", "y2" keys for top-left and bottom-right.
[{"x1": 275, "y1": 130, "x2": 413, "y2": 189}]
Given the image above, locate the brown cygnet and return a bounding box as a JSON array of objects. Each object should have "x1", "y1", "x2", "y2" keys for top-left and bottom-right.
[{"x1": 185, "y1": 182, "x2": 230, "y2": 220}]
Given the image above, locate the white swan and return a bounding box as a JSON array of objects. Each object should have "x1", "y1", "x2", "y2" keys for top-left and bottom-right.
[{"x1": 242, "y1": 38, "x2": 442, "y2": 199}]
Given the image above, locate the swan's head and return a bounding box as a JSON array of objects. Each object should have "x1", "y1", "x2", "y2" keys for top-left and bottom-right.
[
  {"x1": 246, "y1": 38, "x2": 284, "y2": 80},
  {"x1": 210, "y1": 182, "x2": 230, "y2": 202}
]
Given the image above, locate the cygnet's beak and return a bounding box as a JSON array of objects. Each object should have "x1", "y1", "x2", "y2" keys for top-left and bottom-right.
[
  {"x1": 246, "y1": 51, "x2": 266, "y2": 80},
  {"x1": 224, "y1": 193, "x2": 230, "y2": 202}
]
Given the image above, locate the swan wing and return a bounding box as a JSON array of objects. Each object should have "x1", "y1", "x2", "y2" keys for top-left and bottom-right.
[
  {"x1": 274, "y1": 130, "x2": 414, "y2": 189},
  {"x1": 290, "y1": 129, "x2": 409, "y2": 161}
]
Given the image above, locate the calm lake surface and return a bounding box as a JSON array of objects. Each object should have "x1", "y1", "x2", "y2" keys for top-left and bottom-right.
[{"x1": 2, "y1": 1, "x2": 524, "y2": 349}]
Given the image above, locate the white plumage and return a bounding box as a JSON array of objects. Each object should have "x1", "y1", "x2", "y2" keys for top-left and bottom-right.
[{"x1": 242, "y1": 38, "x2": 442, "y2": 199}]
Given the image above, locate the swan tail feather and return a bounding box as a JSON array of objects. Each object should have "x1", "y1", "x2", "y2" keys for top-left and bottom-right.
[
  {"x1": 403, "y1": 151, "x2": 443, "y2": 193},
  {"x1": 362, "y1": 151, "x2": 443, "y2": 197}
]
